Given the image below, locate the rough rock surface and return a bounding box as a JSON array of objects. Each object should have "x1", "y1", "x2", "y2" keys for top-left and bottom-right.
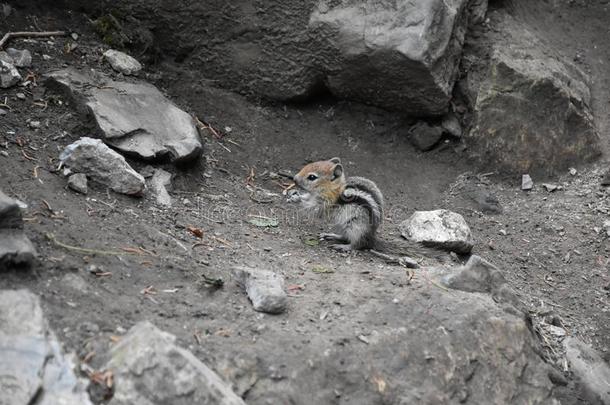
[
  {"x1": 60, "y1": 137, "x2": 145, "y2": 196},
  {"x1": 0, "y1": 289, "x2": 93, "y2": 405},
  {"x1": 0, "y1": 59, "x2": 20, "y2": 88},
  {"x1": 311, "y1": 0, "x2": 480, "y2": 115},
  {"x1": 0, "y1": 48, "x2": 32, "y2": 67},
  {"x1": 71, "y1": 0, "x2": 486, "y2": 116},
  {"x1": 466, "y1": 15, "x2": 601, "y2": 175},
  {"x1": 46, "y1": 68, "x2": 202, "y2": 163},
  {"x1": 106, "y1": 321, "x2": 246, "y2": 405},
  {"x1": 564, "y1": 337, "x2": 610, "y2": 405},
  {"x1": 233, "y1": 266, "x2": 287, "y2": 314},
  {"x1": 408, "y1": 121, "x2": 444, "y2": 151},
  {"x1": 400, "y1": 209, "x2": 473, "y2": 254},
  {"x1": 148, "y1": 168, "x2": 172, "y2": 206},
  {"x1": 103, "y1": 49, "x2": 142, "y2": 75},
  {"x1": 67, "y1": 173, "x2": 88, "y2": 194}
]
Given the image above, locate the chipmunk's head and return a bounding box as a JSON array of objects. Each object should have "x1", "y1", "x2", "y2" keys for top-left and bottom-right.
[{"x1": 287, "y1": 157, "x2": 346, "y2": 210}]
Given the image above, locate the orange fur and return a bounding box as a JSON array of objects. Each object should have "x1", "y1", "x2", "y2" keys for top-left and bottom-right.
[{"x1": 294, "y1": 160, "x2": 345, "y2": 204}]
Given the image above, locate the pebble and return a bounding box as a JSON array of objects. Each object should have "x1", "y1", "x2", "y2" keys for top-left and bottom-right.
[
  {"x1": 569, "y1": 167, "x2": 577, "y2": 176},
  {"x1": 42, "y1": 54, "x2": 52, "y2": 61},
  {"x1": 16, "y1": 92, "x2": 25, "y2": 100},
  {"x1": 0, "y1": 151, "x2": 8, "y2": 157},
  {"x1": 521, "y1": 174, "x2": 533, "y2": 191},
  {"x1": 542, "y1": 183, "x2": 562, "y2": 192},
  {"x1": 28, "y1": 121, "x2": 40, "y2": 129}
]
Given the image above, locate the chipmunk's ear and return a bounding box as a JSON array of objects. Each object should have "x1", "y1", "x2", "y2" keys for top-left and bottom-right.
[
  {"x1": 329, "y1": 157, "x2": 341, "y2": 164},
  {"x1": 331, "y1": 163, "x2": 343, "y2": 180}
]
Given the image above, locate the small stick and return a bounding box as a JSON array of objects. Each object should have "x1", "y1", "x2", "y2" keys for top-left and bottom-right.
[
  {"x1": 369, "y1": 249, "x2": 419, "y2": 269},
  {"x1": 46, "y1": 233, "x2": 137, "y2": 256},
  {"x1": 0, "y1": 31, "x2": 68, "y2": 49}
]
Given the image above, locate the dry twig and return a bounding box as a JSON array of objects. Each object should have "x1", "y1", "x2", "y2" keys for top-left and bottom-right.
[{"x1": 0, "y1": 30, "x2": 68, "y2": 49}]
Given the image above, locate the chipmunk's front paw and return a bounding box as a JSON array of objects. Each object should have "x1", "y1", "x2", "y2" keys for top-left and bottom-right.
[
  {"x1": 331, "y1": 243, "x2": 353, "y2": 252},
  {"x1": 319, "y1": 233, "x2": 345, "y2": 242}
]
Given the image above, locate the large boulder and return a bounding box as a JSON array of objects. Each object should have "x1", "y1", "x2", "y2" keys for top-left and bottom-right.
[
  {"x1": 45, "y1": 68, "x2": 202, "y2": 163},
  {"x1": 0, "y1": 289, "x2": 93, "y2": 405},
  {"x1": 106, "y1": 321, "x2": 246, "y2": 405},
  {"x1": 465, "y1": 15, "x2": 601, "y2": 175},
  {"x1": 311, "y1": 0, "x2": 479, "y2": 116},
  {"x1": 221, "y1": 266, "x2": 556, "y2": 404},
  {"x1": 60, "y1": 0, "x2": 486, "y2": 116}
]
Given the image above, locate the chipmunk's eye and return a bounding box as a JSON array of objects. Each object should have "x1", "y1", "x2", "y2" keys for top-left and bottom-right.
[{"x1": 307, "y1": 174, "x2": 318, "y2": 181}]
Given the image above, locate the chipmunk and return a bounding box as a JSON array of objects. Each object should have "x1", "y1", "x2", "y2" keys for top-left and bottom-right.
[
  {"x1": 287, "y1": 157, "x2": 447, "y2": 267},
  {"x1": 287, "y1": 157, "x2": 382, "y2": 252}
]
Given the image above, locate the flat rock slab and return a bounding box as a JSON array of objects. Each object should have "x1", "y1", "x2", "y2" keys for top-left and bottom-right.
[
  {"x1": 60, "y1": 137, "x2": 145, "y2": 196},
  {"x1": 106, "y1": 321, "x2": 246, "y2": 405},
  {"x1": 103, "y1": 49, "x2": 142, "y2": 75},
  {"x1": 400, "y1": 209, "x2": 473, "y2": 254},
  {"x1": 233, "y1": 266, "x2": 287, "y2": 314},
  {"x1": 564, "y1": 337, "x2": 610, "y2": 404},
  {"x1": 0, "y1": 60, "x2": 20, "y2": 88},
  {"x1": 0, "y1": 289, "x2": 92, "y2": 405},
  {"x1": 467, "y1": 15, "x2": 600, "y2": 175},
  {"x1": 45, "y1": 68, "x2": 202, "y2": 163}
]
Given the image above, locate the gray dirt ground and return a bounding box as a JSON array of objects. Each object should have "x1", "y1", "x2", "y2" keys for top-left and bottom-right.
[{"x1": 0, "y1": 1, "x2": 609, "y2": 403}]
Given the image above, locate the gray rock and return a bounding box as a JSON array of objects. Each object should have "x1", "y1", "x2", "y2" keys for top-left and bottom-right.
[
  {"x1": 148, "y1": 169, "x2": 172, "y2": 207},
  {"x1": 440, "y1": 255, "x2": 520, "y2": 308},
  {"x1": 564, "y1": 337, "x2": 610, "y2": 405},
  {"x1": 0, "y1": 289, "x2": 93, "y2": 405},
  {"x1": 46, "y1": 68, "x2": 202, "y2": 163},
  {"x1": 67, "y1": 173, "x2": 88, "y2": 194},
  {"x1": 3, "y1": 48, "x2": 32, "y2": 68},
  {"x1": 400, "y1": 209, "x2": 473, "y2": 254},
  {"x1": 311, "y1": 0, "x2": 478, "y2": 116},
  {"x1": 0, "y1": 189, "x2": 23, "y2": 229},
  {"x1": 0, "y1": 60, "x2": 20, "y2": 88},
  {"x1": 233, "y1": 266, "x2": 287, "y2": 314},
  {"x1": 466, "y1": 15, "x2": 601, "y2": 175},
  {"x1": 441, "y1": 113, "x2": 462, "y2": 138},
  {"x1": 542, "y1": 183, "x2": 561, "y2": 192},
  {"x1": 408, "y1": 121, "x2": 443, "y2": 151},
  {"x1": 60, "y1": 137, "x2": 145, "y2": 196},
  {"x1": 0, "y1": 230, "x2": 37, "y2": 268},
  {"x1": 103, "y1": 49, "x2": 142, "y2": 75},
  {"x1": 522, "y1": 174, "x2": 533, "y2": 191},
  {"x1": 106, "y1": 321, "x2": 246, "y2": 405}
]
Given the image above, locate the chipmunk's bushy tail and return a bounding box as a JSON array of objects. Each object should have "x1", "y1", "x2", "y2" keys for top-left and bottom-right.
[{"x1": 370, "y1": 237, "x2": 453, "y2": 267}]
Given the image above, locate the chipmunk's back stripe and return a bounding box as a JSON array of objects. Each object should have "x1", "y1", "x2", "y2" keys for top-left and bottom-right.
[
  {"x1": 339, "y1": 188, "x2": 382, "y2": 227},
  {"x1": 346, "y1": 177, "x2": 384, "y2": 212}
]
